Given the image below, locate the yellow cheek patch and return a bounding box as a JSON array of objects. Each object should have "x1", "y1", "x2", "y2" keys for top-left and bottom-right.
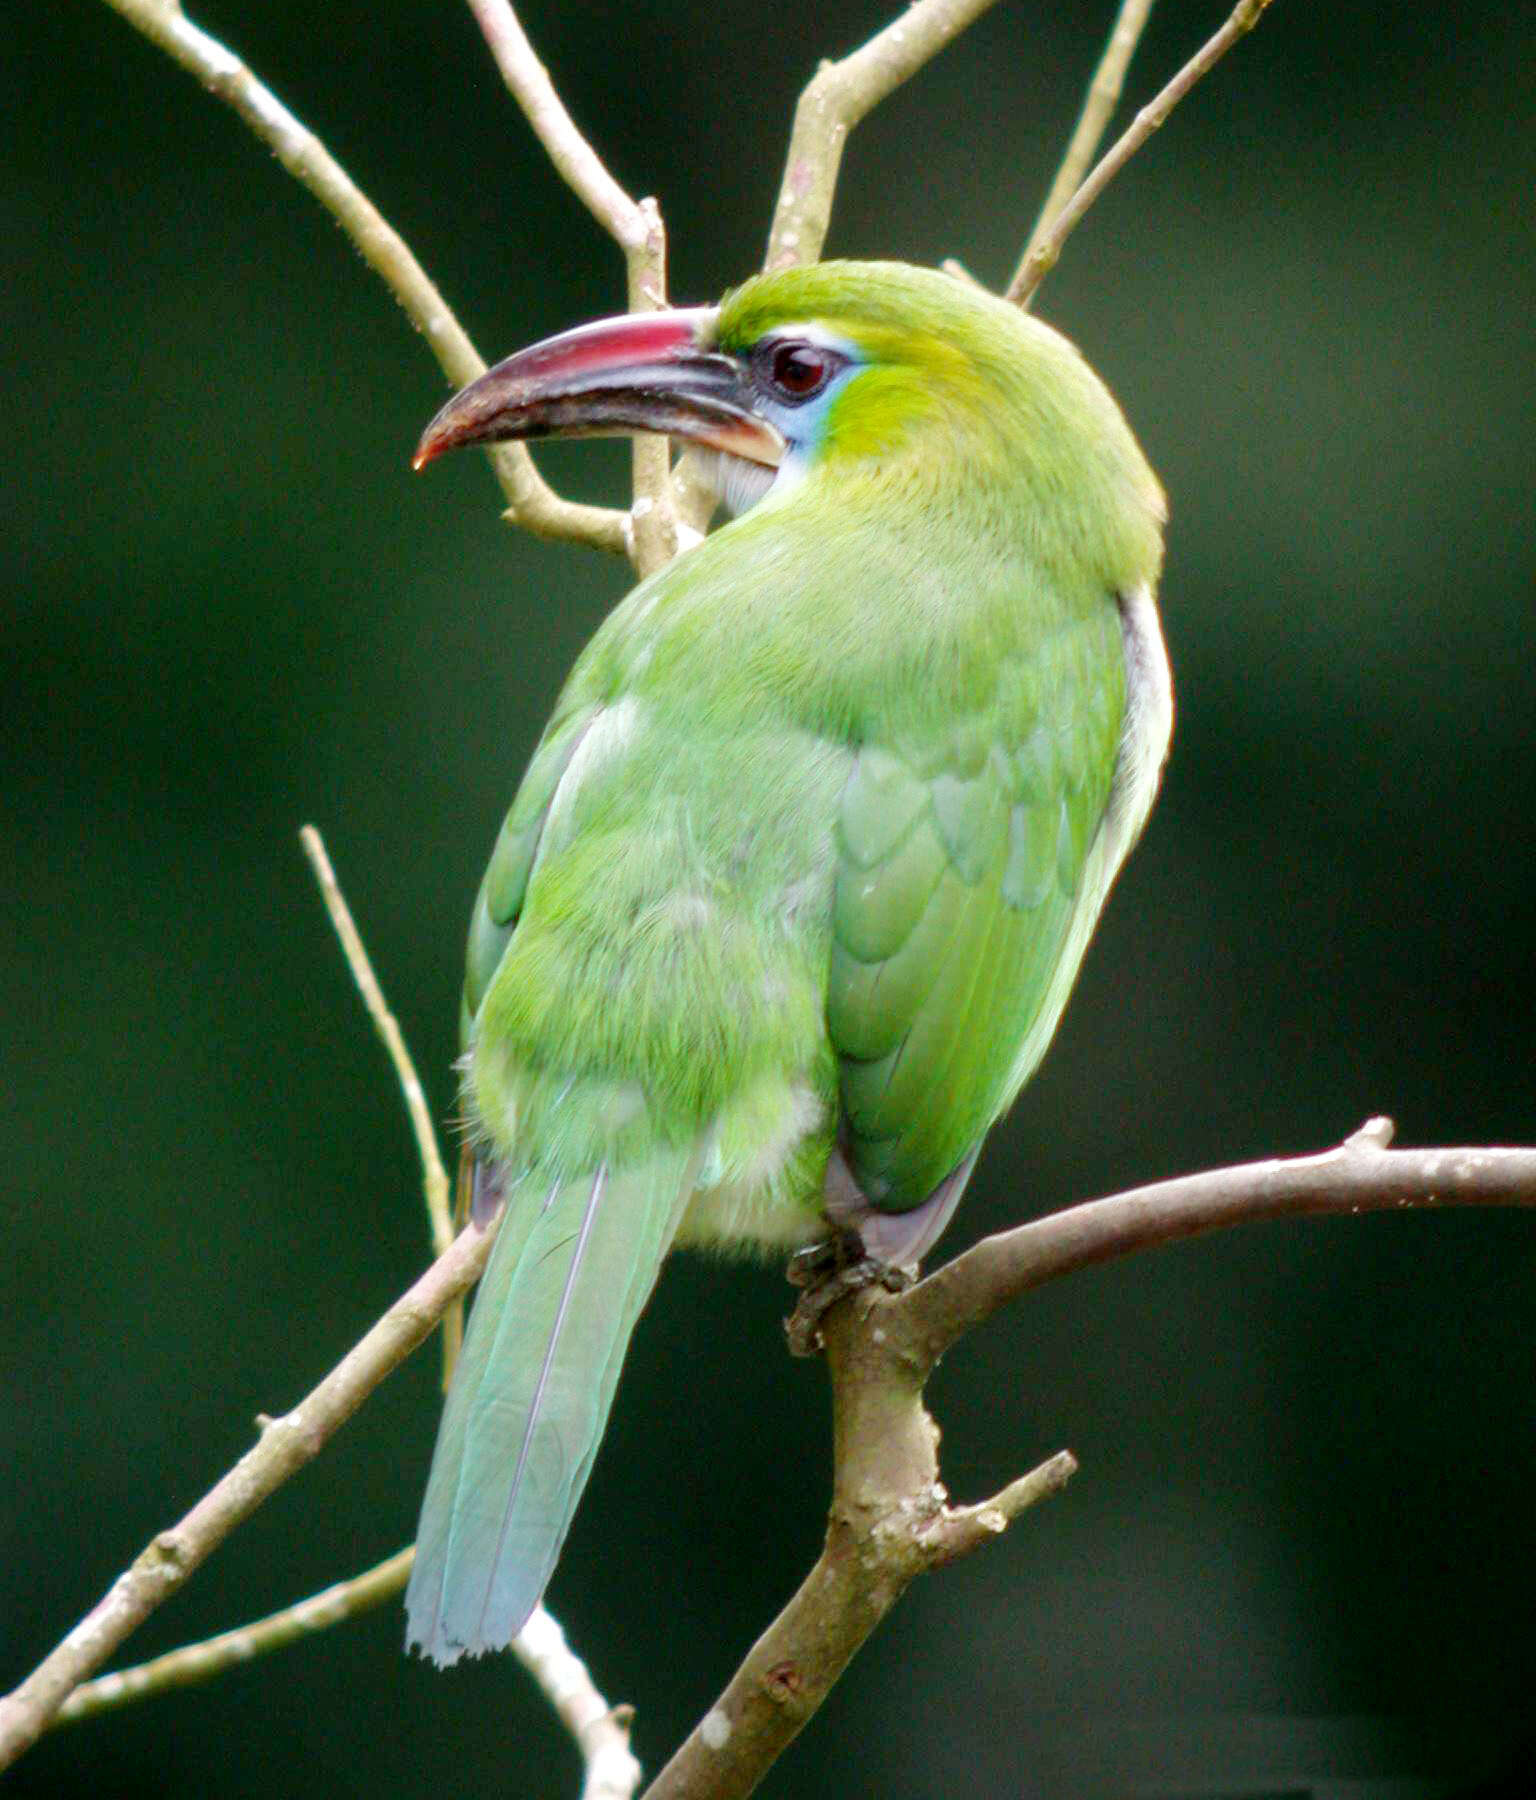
[{"x1": 820, "y1": 327, "x2": 985, "y2": 464}]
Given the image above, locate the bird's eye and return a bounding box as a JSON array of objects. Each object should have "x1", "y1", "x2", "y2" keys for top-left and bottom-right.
[{"x1": 762, "y1": 341, "x2": 833, "y2": 404}]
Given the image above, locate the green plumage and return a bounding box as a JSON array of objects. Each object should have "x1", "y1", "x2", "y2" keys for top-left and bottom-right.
[{"x1": 407, "y1": 261, "x2": 1169, "y2": 1663}]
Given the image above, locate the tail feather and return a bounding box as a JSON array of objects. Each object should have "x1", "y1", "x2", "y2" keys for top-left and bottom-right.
[{"x1": 405, "y1": 1145, "x2": 695, "y2": 1664}]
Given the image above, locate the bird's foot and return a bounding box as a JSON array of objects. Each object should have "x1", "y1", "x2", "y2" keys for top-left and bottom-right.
[
  {"x1": 784, "y1": 1232, "x2": 914, "y2": 1358},
  {"x1": 785, "y1": 1228, "x2": 862, "y2": 1290}
]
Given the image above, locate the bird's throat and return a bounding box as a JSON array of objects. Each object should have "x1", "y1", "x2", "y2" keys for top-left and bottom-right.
[{"x1": 696, "y1": 448, "x2": 783, "y2": 518}]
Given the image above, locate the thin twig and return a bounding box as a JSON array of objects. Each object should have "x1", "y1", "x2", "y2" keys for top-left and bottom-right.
[
  {"x1": 1017, "y1": 0, "x2": 1156, "y2": 289},
  {"x1": 673, "y1": 0, "x2": 1011, "y2": 540},
  {"x1": 765, "y1": 0, "x2": 1007, "y2": 272},
  {"x1": 98, "y1": 0, "x2": 628, "y2": 555},
  {"x1": 466, "y1": 0, "x2": 676, "y2": 575},
  {"x1": 1007, "y1": 0, "x2": 1277, "y2": 305},
  {"x1": 516, "y1": 1608, "x2": 643, "y2": 1800},
  {"x1": 54, "y1": 1549, "x2": 415, "y2": 1726},
  {"x1": 52, "y1": 1555, "x2": 640, "y2": 1799},
  {"x1": 466, "y1": 0, "x2": 647, "y2": 251},
  {"x1": 924, "y1": 1451, "x2": 1080, "y2": 1565},
  {"x1": 301, "y1": 828, "x2": 452, "y2": 1258},
  {"x1": 0, "y1": 1218, "x2": 499, "y2": 1770},
  {"x1": 300, "y1": 825, "x2": 463, "y2": 1385}
]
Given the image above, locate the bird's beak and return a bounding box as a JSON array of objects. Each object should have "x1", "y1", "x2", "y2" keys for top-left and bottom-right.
[{"x1": 413, "y1": 306, "x2": 785, "y2": 471}]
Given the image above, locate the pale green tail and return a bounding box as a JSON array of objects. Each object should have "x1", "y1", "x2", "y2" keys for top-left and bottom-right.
[{"x1": 405, "y1": 1147, "x2": 695, "y2": 1664}]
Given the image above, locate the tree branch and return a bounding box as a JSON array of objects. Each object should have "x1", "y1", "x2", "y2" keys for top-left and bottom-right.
[
  {"x1": 301, "y1": 828, "x2": 451, "y2": 1257},
  {"x1": 6, "y1": 1110, "x2": 1530, "y2": 1784},
  {"x1": 38, "y1": 827, "x2": 638, "y2": 1793},
  {"x1": 898, "y1": 1120, "x2": 1536, "y2": 1365},
  {"x1": 466, "y1": 0, "x2": 676, "y2": 575},
  {"x1": 300, "y1": 825, "x2": 464, "y2": 1383},
  {"x1": 1016, "y1": 0, "x2": 1155, "y2": 286},
  {"x1": 673, "y1": 0, "x2": 1012, "y2": 542},
  {"x1": 1007, "y1": 0, "x2": 1277, "y2": 305},
  {"x1": 53, "y1": 1548, "x2": 415, "y2": 1727},
  {"x1": 764, "y1": 0, "x2": 1007, "y2": 273},
  {"x1": 642, "y1": 1293, "x2": 1074, "y2": 1800},
  {"x1": 0, "y1": 1216, "x2": 498, "y2": 1770},
  {"x1": 98, "y1": 0, "x2": 628, "y2": 555},
  {"x1": 516, "y1": 1607, "x2": 643, "y2": 1800},
  {"x1": 52, "y1": 1545, "x2": 639, "y2": 1800},
  {"x1": 642, "y1": 1118, "x2": 1534, "y2": 1797}
]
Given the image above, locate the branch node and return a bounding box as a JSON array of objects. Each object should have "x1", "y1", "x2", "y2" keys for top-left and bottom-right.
[
  {"x1": 1346, "y1": 1115, "x2": 1397, "y2": 1152},
  {"x1": 926, "y1": 1449, "x2": 1078, "y2": 1566},
  {"x1": 149, "y1": 1532, "x2": 190, "y2": 1572},
  {"x1": 760, "y1": 1659, "x2": 806, "y2": 1705}
]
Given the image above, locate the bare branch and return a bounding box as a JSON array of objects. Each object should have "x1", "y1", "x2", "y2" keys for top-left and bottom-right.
[
  {"x1": 466, "y1": 0, "x2": 646, "y2": 251},
  {"x1": 516, "y1": 1608, "x2": 643, "y2": 1800},
  {"x1": 646, "y1": 1122, "x2": 1535, "y2": 1796},
  {"x1": 1016, "y1": 0, "x2": 1155, "y2": 287},
  {"x1": 643, "y1": 1298, "x2": 1073, "y2": 1800},
  {"x1": 765, "y1": 0, "x2": 1007, "y2": 272},
  {"x1": 466, "y1": 0, "x2": 676, "y2": 573},
  {"x1": 899, "y1": 1125, "x2": 1536, "y2": 1364},
  {"x1": 98, "y1": 0, "x2": 628, "y2": 555},
  {"x1": 665, "y1": 0, "x2": 1014, "y2": 546},
  {"x1": 53, "y1": 1549, "x2": 414, "y2": 1727},
  {"x1": 301, "y1": 824, "x2": 464, "y2": 1384},
  {"x1": 0, "y1": 1217, "x2": 498, "y2": 1770},
  {"x1": 1008, "y1": 0, "x2": 1277, "y2": 306},
  {"x1": 52, "y1": 1552, "x2": 639, "y2": 1800},
  {"x1": 301, "y1": 827, "x2": 452, "y2": 1257},
  {"x1": 6, "y1": 1103, "x2": 1529, "y2": 1784},
  {"x1": 923, "y1": 1450, "x2": 1079, "y2": 1564}
]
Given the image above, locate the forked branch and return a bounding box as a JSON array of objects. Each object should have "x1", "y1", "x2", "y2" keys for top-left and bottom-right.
[
  {"x1": 765, "y1": 0, "x2": 1007, "y2": 272},
  {"x1": 673, "y1": 0, "x2": 1012, "y2": 535},
  {"x1": 50, "y1": 1549, "x2": 639, "y2": 1800},
  {"x1": 4, "y1": 1122, "x2": 1530, "y2": 1774},
  {"x1": 0, "y1": 1216, "x2": 498, "y2": 1770},
  {"x1": 39, "y1": 832, "x2": 639, "y2": 1797},
  {"x1": 1017, "y1": 0, "x2": 1156, "y2": 281},
  {"x1": 465, "y1": 0, "x2": 677, "y2": 573},
  {"x1": 639, "y1": 1119, "x2": 1536, "y2": 1799}
]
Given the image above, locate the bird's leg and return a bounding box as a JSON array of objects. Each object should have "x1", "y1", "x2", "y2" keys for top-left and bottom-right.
[{"x1": 784, "y1": 1230, "x2": 914, "y2": 1358}]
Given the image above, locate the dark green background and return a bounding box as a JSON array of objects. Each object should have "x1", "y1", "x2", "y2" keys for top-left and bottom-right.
[{"x1": 6, "y1": 3, "x2": 1534, "y2": 1796}]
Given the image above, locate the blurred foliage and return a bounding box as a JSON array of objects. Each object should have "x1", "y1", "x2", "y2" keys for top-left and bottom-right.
[{"x1": 4, "y1": 2, "x2": 1533, "y2": 1796}]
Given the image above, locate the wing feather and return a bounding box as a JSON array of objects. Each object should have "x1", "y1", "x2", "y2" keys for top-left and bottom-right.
[{"x1": 827, "y1": 603, "x2": 1127, "y2": 1214}]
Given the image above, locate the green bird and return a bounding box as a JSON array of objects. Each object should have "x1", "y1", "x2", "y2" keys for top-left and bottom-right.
[{"x1": 405, "y1": 260, "x2": 1170, "y2": 1664}]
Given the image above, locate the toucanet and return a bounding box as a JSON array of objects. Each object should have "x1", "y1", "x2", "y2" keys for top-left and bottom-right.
[{"x1": 405, "y1": 260, "x2": 1171, "y2": 1664}]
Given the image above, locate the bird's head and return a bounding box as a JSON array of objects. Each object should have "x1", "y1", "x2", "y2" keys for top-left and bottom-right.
[{"x1": 416, "y1": 260, "x2": 1163, "y2": 567}]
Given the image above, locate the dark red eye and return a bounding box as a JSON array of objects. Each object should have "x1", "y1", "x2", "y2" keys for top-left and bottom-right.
[{"x1": 766, "y1": 342, "x2": 831, "y2": 402}]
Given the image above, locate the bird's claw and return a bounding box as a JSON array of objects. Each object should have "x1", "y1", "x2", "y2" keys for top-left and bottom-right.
[
  {"x1": 785, "y1": 1229, "x2": 862, "y2": 1289},
  {"x1": 784, "y1": 1237, "x2": 914, "y2": 1357}
]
